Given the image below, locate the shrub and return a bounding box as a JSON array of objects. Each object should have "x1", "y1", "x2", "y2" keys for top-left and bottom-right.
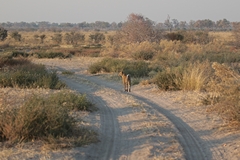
[
  {"x1": 61, "y1": 70, "x2": 74, "y2": 75},
  {"x1": 0, "y1": 59, "x2": 65, "y2": 89},
  {"x1": 159, "y1": 39, "x2": 187, "y2": 54},
  {"x1": 88, "y1": 61, "x2": 103, "y2": 74},
  {"x1": 10, "y1": 31, "x2": 21, "y2": 41},
  {"x1": 123, "y1": 60, "x2": 150, "y2": 77},
  {"x1": 0, "y1": 27, "x2": 8, "y2": 41},
  {"x1": 180, "y1": 51, "x2": 240, "y2": 64},
  {"x1": 205, "y1": 62, "x2": 240, "y2": 123},
  {"x1": 0, "y1": 91, "x2": 96, "y2": 145},
  {"x1": 47, "y1": 91, "x2": 95, "y2": 111},
  {"x1": 0, "y1": 95, "x2": 75, "y2": 142},
  {"x1": 164, "y1": 32, "x2": 184, "y2": 41},
  {"x1": 88, "y1": 58, "x2": 125, "y2": 74},
  {"x1": 51, "y1": 33, "x2": 62, "y2": 44},
  {"x1": 34, "y1": 52, "x2": 71, "y2": 59},
  {"x1": 12, "y1": 51, "x2": 30, "y2": 57},
  {"x1": 89, "y1": 32, "x2": 105, "y2": 44},
  {"x1": 88, "y1": 58, "x2": 150, "y2": 77},
  {"x1": 132, "y1": 51, "x2": 154, "y2": 60},
  {"x1": 153, "y1": 68, "x2": 182, "y2": 91},
  {"x1": 0, "y1": 57, "x2": 31, "y2": 68},
  {"x1": 180, "y1": 31, "x2": 212, "y2": 44}
]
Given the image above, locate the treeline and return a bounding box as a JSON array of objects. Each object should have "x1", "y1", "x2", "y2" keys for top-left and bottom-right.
[
  {"x1": 0, "y1": 21, "x2": 122, "y2": 31},
  {"x1": 0, "y1": 18, "x2": 237, "y2": 31}
]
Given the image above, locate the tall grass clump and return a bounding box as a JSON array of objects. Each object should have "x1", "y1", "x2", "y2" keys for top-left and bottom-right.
[
  {"x1": 181, "y1": 61, "x2": 212, "y2": 91},
  {"x1": 0, "y1": 91, "x2": 96, "y2": 146},
  {"x1": 152, "y1": 61, "x2": 212, "y2": 91},
  {"x1": 0, "y1": 57, "x2": 65, "y2": 89}
]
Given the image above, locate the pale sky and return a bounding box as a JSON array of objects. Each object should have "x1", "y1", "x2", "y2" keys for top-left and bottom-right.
[{"x1": 0, "y1": 0, "x2": 239, "y2": 23}]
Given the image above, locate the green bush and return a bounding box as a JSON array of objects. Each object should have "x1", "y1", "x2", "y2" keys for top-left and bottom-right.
[
  {"x1": 88, "y1": 58, "x2": 128, "y2": 74},
  {"x1": 0, "y1": 58, "x2": 65, "y2": 89},
  {"x1": 12, "y1": 51, "x2": 30, "y2": 57},
  {"x1": 33, "y1": 52, "x2": 71, "y2": 59},
  {"x1": 61, "y1": 70, "x2": 75, "y2": 75},
  {"x1": 123, "y1": 60, "x2": 150, "y2": 77},
  {"x1": 47, "y1": 91, "x2": 95, "y2": 111},
  {"x1": 153, "y1": 69, "x2": 182, "y2": 91},
  {"x1": 164, "y1": 32, "x2": 184, "y2": 41},
  {"x1": 88, "y1": 58, "x2": 150, "y2": 77}
]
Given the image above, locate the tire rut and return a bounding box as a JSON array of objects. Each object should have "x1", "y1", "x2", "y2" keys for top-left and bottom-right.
[
  {"x1": 59, "y1": 76, "x2": 120, "y2": 160},
  {"x1": 63, "y1": 74, "x2": 221, "y2": 160},
  {"x1": 130, "y1": 94, "x2": 208, "y2": 160}
]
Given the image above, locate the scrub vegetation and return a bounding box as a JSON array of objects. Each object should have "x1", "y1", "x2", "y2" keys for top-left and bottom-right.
[{"x1": 0, "y1": 13, "x2": 240, "y2": 149}]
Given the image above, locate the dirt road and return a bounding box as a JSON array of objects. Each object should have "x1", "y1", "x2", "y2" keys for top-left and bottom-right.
[{"x1": 32, "y1": 58, "x2": 239, "y2": 160}]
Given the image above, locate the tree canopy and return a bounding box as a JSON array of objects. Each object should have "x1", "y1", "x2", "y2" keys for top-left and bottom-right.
[{"x1": 117, "y1": 13, "x2": 161, "y2": 44}]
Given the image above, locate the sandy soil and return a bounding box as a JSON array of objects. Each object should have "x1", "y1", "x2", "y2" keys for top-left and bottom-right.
[{"x1": 0, "y1": 57, "x2": 240, "y2": 160}]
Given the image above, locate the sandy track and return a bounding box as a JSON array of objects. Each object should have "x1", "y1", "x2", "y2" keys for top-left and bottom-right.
[
  {"x1": 30, "y1": 58, "x2": 240, "y2": 160},
  {"x1": 59, "y1": 72, "x2": 209, "y2": 159},
  {"x1": 59, "y1": 74, "x2": 183, "y2": 159}
]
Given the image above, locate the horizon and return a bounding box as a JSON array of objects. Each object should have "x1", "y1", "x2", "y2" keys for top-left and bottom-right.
[{"x1": 1, "y1": 0, "x2": 240, "y2": 23}]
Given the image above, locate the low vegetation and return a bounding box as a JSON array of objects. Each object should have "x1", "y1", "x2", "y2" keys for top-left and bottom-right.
[
  {"x1": 205, "y1": 62, "x2": 240, "y2": 123},
  {"x1": 0, "y1": 13, "x2": 239, "y2": 137},
  {"x1": 0, "y1": 57, "x2": 65, "y2": 89},
  {"x1": 0, "y1": 90, "x2": 97, "y2": 148},
  {"x1": 88, "y1": 58, "x2": 151, "y2": 77},
  {"x1": 0, "y1": 57, "x2": 97, "y2": 148}
]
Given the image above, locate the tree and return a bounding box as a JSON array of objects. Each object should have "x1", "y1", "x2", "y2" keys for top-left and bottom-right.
[
  {"x1": 39, "y1": 34, "x2": 46, "y2": 44},
  {"x1": 216, "y1": 19, "x2": 231, "y2": 30},
  {"x1": 172, "y1": 19, "x2": 179, "y2": 30},
  {"x1": 51, "y1": 33, "x2": 62, "y2": 44},
  {"x1": 89, "y1": 32, "x2": 105, "y2": 44},
  {"x1": 64, "y1": 32, "x2": 85, "y2": 45},
  {"x1": 179, "y1": 21, "x2": 187, "y2": 30},
  {"x1": 164, "y1": 15, "x2": 173, "y2": 32},
  {"x1": 11, "y1": 31, "x2": 21, "y2": 41},
  {"x1": 189, "y1": 20, "x2": 195, "y2": 30},
  {"x1": 117, "y1": 13, "x2": 158, "y2": 43},
  {"x1": 0, "y1": 27, "x2": 8, "y2": 41},
  {"x1": 73, "y1": 32, "x2": 85, "y2": 45},
  {"x1": 232, "y1": 22, "x2": 240, "y2": 48},
  {"x1": 194, "y1": 19, "x2": 215, "y2": 30}
]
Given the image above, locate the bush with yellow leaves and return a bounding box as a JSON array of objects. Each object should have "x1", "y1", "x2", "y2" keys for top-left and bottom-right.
[{"x1": 205, "y1": 62, "x2": 240, "y2": 123}]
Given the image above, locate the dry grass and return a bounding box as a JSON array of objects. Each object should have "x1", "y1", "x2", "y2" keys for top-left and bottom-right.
[
  {"x1": 181, "y1": 61, "x2": 212, "y2": 91},
  {"x1": 209, "y1": 31, "x2": 234, "y2": 43},
  {"x1": 205, "y1": 62, "x2": 240, "y2": 123},
  {"x1": 0, "y1": 88, "x2": 98, "y2": 150}
]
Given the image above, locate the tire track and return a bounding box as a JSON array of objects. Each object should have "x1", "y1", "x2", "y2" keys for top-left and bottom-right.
[
  {"x1": 132, "y1": 89, "x2": 225, "y2": 160},
  {"x1": 130, "y1": 94, "x2": 208, "y2": 160},
  {"x1": 34, "y1": 58, "x2": 239, "y2": 160},
  {"x1": 68, "y1": 74, "x2": 218, "y2": 160},
  {"x1": 59, "y1": 76, "x2": 120, "y2": 160}
]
